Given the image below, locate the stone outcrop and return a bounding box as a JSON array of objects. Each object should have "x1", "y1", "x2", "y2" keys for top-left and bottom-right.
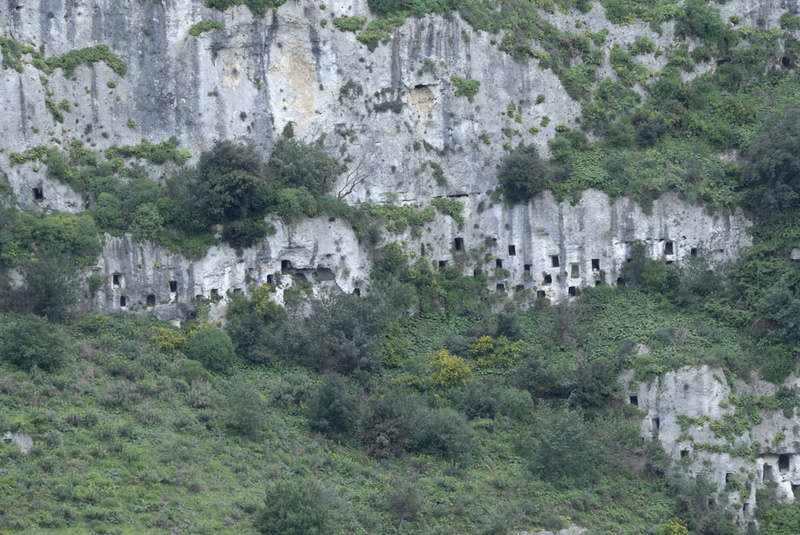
[
  {"x1": 88, "y1": 189, "x2": 750, "y2": 320},
  {"x1": 623, "y1": 366, "x2": 800, "y2": 525}
]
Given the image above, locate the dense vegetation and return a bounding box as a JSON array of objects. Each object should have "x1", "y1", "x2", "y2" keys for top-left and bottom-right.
[
  {"x1": 6, "y1": 0, "x2": 800, "y2": 533},
  {"x1": 2, "y1": 192, "x2": 800, "y2": 533}
]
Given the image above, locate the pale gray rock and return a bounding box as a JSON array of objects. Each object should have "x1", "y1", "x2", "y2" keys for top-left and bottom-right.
[
  {"x1": 1, "y1": 431, "x2": 33, "y2": 454},
  {"x1": 622, "y1": 366, "x2": 800, "y2": 526}
]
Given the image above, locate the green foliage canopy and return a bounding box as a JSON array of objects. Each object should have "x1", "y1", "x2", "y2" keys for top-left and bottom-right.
[
  {"x1": 497, "y1": 143, "x2": 551, "y2": 203},
  {"x1": 0, "y1": 314, "x2": 67, "y2": 371}
]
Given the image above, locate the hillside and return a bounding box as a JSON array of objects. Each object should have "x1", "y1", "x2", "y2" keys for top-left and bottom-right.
[{"x1": 3, "y1": 0, "x2": 800, "y2": 533}]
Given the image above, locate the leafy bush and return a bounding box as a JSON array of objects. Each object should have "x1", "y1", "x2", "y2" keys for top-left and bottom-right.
[
  {"x1": 12, "y1": 251, "x2": 81, "y2": 321},
  {"x1": 459, "y1": 379, "x2": 502, "y2": 419},
  {"x1": 220, "y1": 219, "x2": 269, "y2": 248},
  {"x1": 763, "y1": 503, "x2": 800, "y2": 535},
  {"x1": 183, "y1": 140, "x2": 270, "y2": 225},
  {"x1": 226, "y1": 311, "x2": 271, "y2": 364},
  {"x1": 268, "y1": 127, "x2": 342, "y2": 197},
  {"x1": 129, "y1": 203, "x2": 163, "y2": 242},
  {"x1": 356, "y1": 14, "x2": 406, "y2": 51},
  {"x1": 45, "y1": 44, "x2": 127, "y2": 76},
  {"x1": 429, "y1": 349, "x2": 473, "y2": 387},
  {"x1": 308, "y1": 373, "x2": 361, "y2": 439},
  {"x1": 512, "y1": 353, "x2": 571, "y2": 401},
  {"x1": 431, "y1": 198, "x2": 464, "y2": 224},
  {"x1": 666, "y1": 475, "x2": 737, "y2": 534},
  {"x1": 381, "y1": 321, "x2": 411, "y2": 367},
  {"x1": 225, "y1": 378, "x2": 267, "y2": 438},
  {"x1": 277, "y1": 293, "x2": 388, "y2": 375},
  {"x1": 333, "y1": 16, "x2": 366, "y2": 32},
  {"x1": 740, "y1": 107, "x2": 800, "y2": 219},
  {"x1": 206, "y1": 0, "x2": 285, "y2": 15},
  {"x1": 385, "y1": 478, "x2": 421, "y2": 522},
  {"x1": 450, "y1": 76, "x2": 480, "y2": 101},
  {"x1": 0, "y1": 314, "x2": 67, "y2": 371},
  {"x1": 360, "y1": 388, "x2": 471, "y2": 461},
  {"x1": 497, "y1": 144, "x2": 551, "y2": 203},
  {"x1": 255, "y1": 479, "x2": 330, "y2": 535},
  {"x1": 185, "y1": 328, "x2": 238, "y2": 372},
  {"x1": 98, "y1": 380, "x2": 141, "y2": 409},
  {"x1": 526, "y1": 409, "x2": 622, "y2": 488},
  {"x1": 188, "y1": 20, "x2": 224, "y2": 36},
  {"x1": 761, "y1": 345, "x2": 796, "y2": 384},
  {"x1": 468, "y1": 335, "x2": 525, "y2": 369}
]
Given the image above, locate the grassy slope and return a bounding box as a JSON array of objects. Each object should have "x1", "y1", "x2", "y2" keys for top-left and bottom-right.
[{"x1": 0, "y1": 284, "x2": 756, "y2": 534}]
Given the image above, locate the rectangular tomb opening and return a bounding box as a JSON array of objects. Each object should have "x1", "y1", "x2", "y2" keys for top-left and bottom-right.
[{"x1": 780, "y1": 454, "x2": 791, "y2": 473}]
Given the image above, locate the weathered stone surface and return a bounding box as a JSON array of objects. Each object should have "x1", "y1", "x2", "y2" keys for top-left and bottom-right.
[
  {"x1": 85, "y1": 188, "x2": 751, "y2": 320},
  {"x1": 91, "y1": 216, "x2": 372, "y2": 321},
  {"x1": 1, "y1": 0, "x2": 790, "y2": 206},
  {"x1": 0, "y1": 0, "x2": 762, "y2": 309},
  {"x1": 623, "y1": 366, "x2": 800, "y2": 525},
  {"x1": 1, "y1": 431, "x2": 33, "y2": 454}
]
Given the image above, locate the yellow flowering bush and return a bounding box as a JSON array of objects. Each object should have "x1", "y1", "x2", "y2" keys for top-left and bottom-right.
[{"x1": 429, "y1": 349, "x2": 472, "y2": 388}]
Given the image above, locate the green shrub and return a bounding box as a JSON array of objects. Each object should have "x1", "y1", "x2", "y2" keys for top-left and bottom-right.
[
  {"x1": 185, "y1": 328, "x2": 238, "y2": 372},
  {"x1": 450, "y1": 76, "x2": 480, "y2": 101},
  {"x1": 628, "y1": 36, "x2": 655, "y2": 55},
  {"x1": 226, "y1": 311, "x2": 271, "y2": 364},
  {"x1": 527, "y1": 408, "x2": 618, "y2": 488},
  {"x1": 308, "y1": 373, "x2": 361, "y2": 439},
  {"x1": 780, "y1": 12, "x2": 800, "y2": 31},
  {"x1": 497, "y1": 143, "x2": 551, "y2": 203},
  {"x1": 224, "y1": 377, "x2": 267, "y2": 438},
  {"x1": 174, "y1": 140, "x2": 269, "y2": 229},
  {"x1": 468, "y1": 335, "x2": 525, "y2": 369},
  {"x1": 221, "y1": 219, "x2": 269, "y2": 248},
  {"x1": 431, "y1": 198, "x2": 464, "y2": 224},
  {"x1": 98, "y1": 380, "x2": 141, "y2": 409},
  {"x1": 740, "y1": 107, "x2": 800, "y2": 219},
  {"x1": 459, "y1": 379, "x2": 502, "y2": 419},
  {"x1": 45, "y1": 44, "x2": 127, "y2": 76},
  {"x1": 761, "y1": 345, "x2": 796, "y2": 384},
  {"x1": 356, "y1": 14, "x2": 406, "y2": 51},
  {"x1": 277, "y1": 293, "x2": 388, "y2": 375},
  {"x1": 255, "y1": 479, "x2": 330, "y2": 535},
  {"x1": 87, "y1": 274, "x2": 103, "y2": 295},
  {"x1": 385, "y1": 478, "x2": 421, "y2": 522},
  {"x1": 188, "y1": 20, "x2": 224, "y2": 36},
  {"x1": 0, "y1": 314, "x2": 67, "y2": 371},
  {"x1": 268, "y1": 129, "x2": 342, "y2": 197},
  {"x1": 333, "y1": 16, "x2": 366, "y2": 32},
  {"x1": 429, "y1": 349, "x2": 473, "y2": 387},
  {"x1": 206, "y1": 0, "x2": 285, "y2": 14},
  {"x1": 129, "y1": 203, "x2": 164, "y2": 243},
  {"x1": 14, "y1": 251, "x2": 82, "y2": 321}
]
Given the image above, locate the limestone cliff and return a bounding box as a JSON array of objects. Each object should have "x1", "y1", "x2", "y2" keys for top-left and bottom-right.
[
  {"x1": 1, "y1": 0, "x2": 768, "y2": 316},
  {"x1": 623, "y1": 365, "x2": 800, "y2": 525}
]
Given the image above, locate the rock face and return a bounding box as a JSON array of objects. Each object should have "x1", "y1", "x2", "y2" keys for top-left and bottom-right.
[
  {"x1": 0, "y1": 0, "x2": 761, "y2": 316},
  {"x1": 622, "y1": 366, "x2": 800, "y2": 525},
  {"x1": 88, "y1": 189, "x2": 750, "y2": 321},
  {"x1": 92, "y1": 217, "x2": 372, "y2": 321},
  {"x1": 1, "y1": 431, "x2": 33, "y2": 454},
  {"x1": 0, "y1": 0, "x2": 792, "y2": 207}
]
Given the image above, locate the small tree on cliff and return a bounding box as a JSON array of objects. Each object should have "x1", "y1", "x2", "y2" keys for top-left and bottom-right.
[{"x1": 497, "y1": 143, "x2": 551, "y2": 203}]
